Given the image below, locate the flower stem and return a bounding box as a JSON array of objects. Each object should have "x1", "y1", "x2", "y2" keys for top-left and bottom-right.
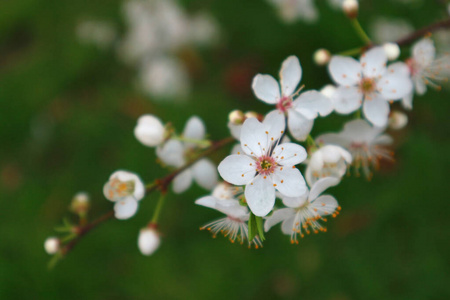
[
  {"x1": 151, "y1": 192, "x2": 167, "y2": 224},
  {"x1": 172, "y1": 135, "x2": 212, "y2": 148},
  {"x1": 354, "y1": 109, "x2": 361, "y2": 119},
  {"x1": 350, "y1": 18, "x2": 372, "y2": 45}
]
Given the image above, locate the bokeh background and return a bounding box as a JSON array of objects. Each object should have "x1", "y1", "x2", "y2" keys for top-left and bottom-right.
[{"x1": 1, "y1": 0, "x2": 449, "y2": 299}]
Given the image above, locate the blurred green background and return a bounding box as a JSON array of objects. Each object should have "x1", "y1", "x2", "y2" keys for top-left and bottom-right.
[{"x1": 1, "y1": 0, "x2": 449, "y2": 299}]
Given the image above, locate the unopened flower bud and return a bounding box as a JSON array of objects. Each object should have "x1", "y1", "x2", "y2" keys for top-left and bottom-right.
[
  {"x1": 138, "y1": 227, "x2": 160, "y2": 256},
  {"x1": 44, "y1": 237, "x2": 60, "y2": 255},
  {"x1": 320, "y1": 84, "x2": 336, "y2": 99},
  {"x1": 70, "y1": 192, "x2": 90, "y2": 215},
  {"x1": 134, "y1": 115, "x2": 165, "y2": 147},
  {"x1": 383, "y1": 43, "x2": 400, "y2": 61},
  {"x1": 389, "y1": 111, "x2": 408, "y2": 130},
  {"x1": 245, "y1": 111, "x2": 263, "y2": 122},
  {"x1": 343, "y1": 0, "x2": 359, "y2": 19},
  {"x1": 228, "y1": 110, "x2": 245, "y2": 125},
  {"x1": 313, "y1": 48, "x2": 331, "y2": 66}
]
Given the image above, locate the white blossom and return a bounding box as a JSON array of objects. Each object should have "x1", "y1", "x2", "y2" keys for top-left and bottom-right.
[
  {"x1": 70, "y1": 192, "x2": 90, "y2": 215},
  {"x1": 76, "y1": 19, "x2": 116, "y2": 49},
  {"x1": 138, "y1": 228, "x2": 160, "y2": 256},
  {"x1": 342, "y1": 0, "x2": 359, "y2": 18},
  {"x1": 370, "y1": 17, "x2": 414, "y2": 44},
  {"x1": 388, "y1": 111, "x2": 408, "y2": 130},
  {"x1": 383, "y1": 43, "x2": 401, "y2": 61},
  {"x1": 252, "y1": 56, "x2": 333, "y2": 141},
  {"x1": 156, "y1": 116, "x2": 217, "y2": 193},
  {"x1": 316, "y1": 119, "x2": 393, "y2": 179},
  {"x1": 267, "y1": 0, "x2": 318, "y2": 23},
  {"x1": 44, "y1": 237, "x2": 60, "y2": 255},
  {"x1": 103, "y1": 170, "x2": 145, "y2": 220},
  {"x1": 218, "y1": 113, "x2": 307, "y2": 217},
  {"x1": 328, "y1": 47, "x2": 413, "y2": 126},
  {"x1": 134, "y1": 114, "x2": 166, "y2": 147},
  {"x1": 195, "y1": 182, "x2": 262, "y2": 248},
  {"x1": 265, "y1": 177, "x2": 340, "y2": 243},
  {"x1": 305, "y1": 145, "x2": 352, "y2": 186}
]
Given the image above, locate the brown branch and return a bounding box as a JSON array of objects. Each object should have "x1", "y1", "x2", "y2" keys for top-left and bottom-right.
[
  {"x1": 395, "y1": 18, "x2": 450, "y2": 47},
  {"x1": 59, "y1": 136, "x2": 235, "y2": 257}
]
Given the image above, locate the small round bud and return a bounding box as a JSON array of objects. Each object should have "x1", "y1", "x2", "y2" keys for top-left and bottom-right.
[
  {"x1": 320, "y1": 84, "x2": 336, "y2": 99},
  {"x1": 244, "y1": 111, "x2": 263, "y2": 122},
  {"x1": 343, "y1": 0, "x2": 359, "y2": 19},
  {"x1": 70, "y1": 192, "x2": 90, "y2": 215},
  {"x1": 138, "y1": 228, "x2": 160, "y2": 256},
  {"x1": 228, "y1": 110, "x2": 245, "y2": 125},
  {"x1": 44, "y1": 237, "x2": 60, "y2": 255},
  {"x1": 134, "y1": 115, "x2": 165, "y2": 147},
  {"x1": 389, "y1": 111, "x2": 408, "y2": 130},
  {"x1": 313, "y1": 48, "x2": 331, "y2": 66},
  {"x1": 383, "y1": 43, "x2": 400, "y2": 61}
]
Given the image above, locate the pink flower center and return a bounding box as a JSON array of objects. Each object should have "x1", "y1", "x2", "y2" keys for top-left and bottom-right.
[
  {"x1": 276, "y1": 96, "x2": 293, "y2": 113},
  {"x1": 406, "y1": 58, "x2": 418, "y2": 76},
  {"x1": 256, "y1": 155, "x2": 277, "y2": 176},
  {"x1": 359, "y1": 78, "x2": 376, "y2": 95}
]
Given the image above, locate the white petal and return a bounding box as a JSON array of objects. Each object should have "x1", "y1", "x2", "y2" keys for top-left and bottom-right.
[
  {"x1": 172, "y1": 169, "x2": 193, "y2": 194},
  {"x1": 138, "y1": 228, "x2": 160, "y2": 256},
  {"x1": 373, "y1": 134, "x2": 393, "y2": 145},
  {"x1": 245, "y1": 175, "x2": 276, "y2": 217},
  {"x1": 273, "y1": 167, "x2": 307, "y2": 198},
  {"x1": 134, "y1": 115, "x2": 165, "y2": 147},
  {"x1": 114, "y1": 197, "x2": 139, "y2": 220},
  {"x1": 414, "y1": 76, "x2": 427, "y2": 95},
  {"x1": 413, "y1": 38, "x2": 435, "y2": 68},
  {"x1": 281, "y1": 216, "x2": 296, "y2": 235},
  {"x1": 251, "y1": 74, "x2": 281, "y2": 104},
  {"x1": 279, "y1": 56, "x2": 302, "y2": 96},
  {"x1": 231, "y1": 143, "x2": 243, "y2": 155},
  {"x1": 263, "y1": 110, "x2": 286, "y2": 143},
  {"x1": 308, "y1": 177, "x2": 340, "y2": 201},
  {"x1": 402, "y1": 92, "x2": 414, "y2": 110},
  {"x1": 195, "y1": 196, "x2": 219, "y2": 209},
  {"x1": 363, "y1": 94, "x2": 390, "y2": 127},
  {"x1": 387, "y1": 62, "x2": 410, "y2": 77},
  {"x1": 264, "y1": 208, "x2": 295, "y2": 232},
  {"x1": 281, "y1": 193, "x2": 308, "y2": 208},
  {"x1": 378, "y1": 73, "x2": 413, "y2": 100},
  {"x1": 218, "y1": 154, "x2": 256, "y2": 185},
  {"x1": 156, "y1": 139, "x2": 185, "y2": 167},
  {"x1": 332, "y1": 86, "x2": 363, "y2": 114},
  {"x1": 328, "y1": 56, "x2": 362, "y2": 86},
  {"x1": 315, "y1": 133, "x2": 349, "y2": 148},
  {"x1": 192, "y1": 159, "x2": 218, "y2": 190},
  {"x1": 360, "y1": 47, "x2": 387, "y2": 78},
  {"x1": 227, "y1": 122, "x2": 241, "y2": 140},
  {"x1": 309, "y1": 195, "x2": 338, "y2": 216},
  {"x1": 287, "y1": 109, "x2": 314, "y2": 141},
  {"x1": 273, "y1": 143, "x2": 307, "y2": 166},
  {"x1": 340, "y1": 119, "x2": 379, "y2": 142},
  {"x1": 183, "y1": 116, "x2": 205, "y2": 141},
  {"x1": 293, "y1": 90, "x2": 333, "y2": 119},
  {"x1": 240, "y1": 118, "x2": 268, "y2": 157}
]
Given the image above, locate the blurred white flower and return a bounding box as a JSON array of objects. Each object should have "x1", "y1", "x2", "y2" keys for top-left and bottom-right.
[
  {"x1": 138, "y1": 56, "x2": 190, "y2": 100},
  {"x1": 383, "y1": 43, "x2": 401, "y2": 61},
  {"x1": 316, "y1": 119, "x2": 393, "y2": 179},
  {"x1": 188, "y1": 12, "x2": 220, "y2": 46},
  {"x1": 138, "y1": 228, "x2": 160, "y2": 256},
  {"x1": 342, "y1": 0, "x2": 359, "y2": 18},
  {"x1": 389, "y1": 111, "x2": 408, "y2": 130},
  {"x1": 265, "y1": 177, "x2": 340, "y2": 243},
  {"x1": 313, "y1": 48, "x2": 331, "y2": 66},
  {"x1": 305, "y1": 145, "x2": 352, "y2": 186},
  {"x1": 218, "y1": 113, "x2": 307, "y2": 217},
  {"x1": 103, "y1": 170, "x2": 145, "y2": 220},
  {"x1": 328, "y1": 47, "x2": 413, "y2": 126},
  {"x1": 44, "y1": 237, "x2": 60, "y2": 255},
  {"x1": 370, "y1": 17, "x2": 414, "y2": 44},
  {"x1": 196, "y1": 182, "x2": 262, "y2": 248},
  {"x1": 267, "y1": 0, "x2": 318, "y2": 23},
  {"x1": 252, "y1": 56, "x2": 332, "y2": 141},
  {"x1": 156, "y1": 116, "x2": 217, "y2": 193},
  {"x1": 70, "y1": 192, "x2": 90, "y2": 215},
  {"x1": 76, "y1": 20, "x2": 116, "y2": 49},
  {"x1": 134, "y1": 114, "x2": 166, "y2": 147}
]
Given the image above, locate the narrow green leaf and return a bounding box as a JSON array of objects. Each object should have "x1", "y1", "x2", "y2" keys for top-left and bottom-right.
[
  {"x1": 255, "y1": 216, "x2": 265, "y2": 241},
  {"x1": 248, "y1": 212, "x2": 257, "y2": 242}
]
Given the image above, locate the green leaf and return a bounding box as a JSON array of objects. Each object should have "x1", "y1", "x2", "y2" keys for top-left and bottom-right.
[
  {"x1": 255, "y1": 216, "x2": 265, "y2": 241},
  {"x1": 248, "y1": 212, "x2": 257, "y2": 242}
]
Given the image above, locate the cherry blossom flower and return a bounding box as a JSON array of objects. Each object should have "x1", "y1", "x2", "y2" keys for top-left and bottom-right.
[
  {"x1": 156, "y1": 116, "x2": 217, "y2": 193},
  {"x1": 328, "y1": 47, "x2": 413, "y2": 126},
  {"x1": 44, "y1": 237, "x2": 60, "y2": 255},
  {"x1": 138, "y1": 228, "x2": 160, "y2": 256},
  {"x1": 316, "y1": 119, "x2": 393, "y2": 179},
  {"x1": 134, "y1": 114, "x2": 166, "y2": 147},
  {"x1": 103, "y1": 170, "x2": 145, "y2": 220},
  {"x1": 267, "y1": 0, "x2": 318, "y2": 24},
  {"x1": 305, "y1": 145, "x2": 352, "y2": 186},
  {"x1": 195, "y1": 182, "x2": 262, "y2": 248},
  {"x1": 402, "y1": 38, "x2": 450, "y2": 109},
  {"x1": 265, "y1": 177, "x2": 340, "y2": 243},
  {"x1": 218, "y1": 113, "x2": 307, "y2": 216},
  {"x1": 252, "y1": 56, "x2": 333, "y2": 141}
]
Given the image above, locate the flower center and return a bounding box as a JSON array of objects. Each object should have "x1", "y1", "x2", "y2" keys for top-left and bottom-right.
[
  {"x1": 359, "y1": 78, "x2": 376, "y2": 95},
  {"x1": 406, "y1": 58, "x2": 418, "y2": 76},
  {"x1": 276, "y1": 96, "x2": 293, "y2": 113},
  {"x1": 256, "y1": 155, "x2": 277, "y2": 175},
  {"x1": 107, "y1": 178, "x2": 135, "y2": 199}
]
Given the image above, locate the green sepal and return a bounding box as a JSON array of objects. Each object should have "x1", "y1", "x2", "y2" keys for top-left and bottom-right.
[
  {"x1": 248, "y1": 212, "x2": 257, "y2": 242},
  {"x1": 255, "y1": 215, "x2": 265, "y2": 241}
]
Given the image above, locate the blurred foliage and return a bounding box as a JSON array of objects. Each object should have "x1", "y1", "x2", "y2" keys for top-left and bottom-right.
[{"x1": 0, "y1": 0, "x2": 449, "y2": 299}]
